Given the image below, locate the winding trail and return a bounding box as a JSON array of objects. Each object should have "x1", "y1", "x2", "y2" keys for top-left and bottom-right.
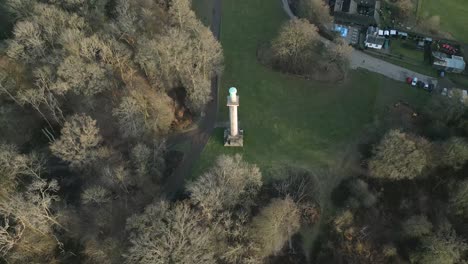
[
  {"x1": 164, "y1": 0, "x2": 222, "y2": 198},
  {"x1": 280, "y1": 0, "x2": 438, "y2": 86}
]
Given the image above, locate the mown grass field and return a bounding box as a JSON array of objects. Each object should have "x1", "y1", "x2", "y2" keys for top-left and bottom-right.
[
  {"x1": 417, "y1": 0, "x2": 468, "y2": 43},
  {"x1": 192, "y1": 0, "x2": 431, "y2": 179},
  {"x1": 192, "y1": 0, "x2": 215, "y2": 26}
]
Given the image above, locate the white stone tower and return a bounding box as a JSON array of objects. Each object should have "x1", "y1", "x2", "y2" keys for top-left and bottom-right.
[{"x1": 224, "y1": 87, "x2": 243, "y2": 147}]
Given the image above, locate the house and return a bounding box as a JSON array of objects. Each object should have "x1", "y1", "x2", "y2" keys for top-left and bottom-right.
[
  {"x1": 397, "y1": 31, "x2": 408, "y2": 39},
  {"x1": 332, "y1": 0, "x2": 381, "y2": 26},
  {"x1": 432, "y1": 52, "x2": 466, "y2": 73},
  {"x1": 364, "y1": 26, "x2": 386, "y2": 49}
]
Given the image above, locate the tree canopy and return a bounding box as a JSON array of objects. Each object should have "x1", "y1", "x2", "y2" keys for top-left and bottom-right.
[{"x1": 368, "y1": 130, "x2": 429, "y2": 180}]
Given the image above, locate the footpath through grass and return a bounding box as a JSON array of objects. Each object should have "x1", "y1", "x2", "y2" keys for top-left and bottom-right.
[
  {"x1": 418, "y1": 0, "x2": 468, "y2": 43},
  {"x1": 192, "y1": 0, "x2": 431, "y2": 179}
]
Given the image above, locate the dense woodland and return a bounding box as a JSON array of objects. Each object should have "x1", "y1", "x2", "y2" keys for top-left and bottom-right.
[
  {"x1": 1, "y1": 0, "x2": 468, "y2": 264},
  {"x1": 0, "y1": 0, "x2": 224, "y2": 262}
]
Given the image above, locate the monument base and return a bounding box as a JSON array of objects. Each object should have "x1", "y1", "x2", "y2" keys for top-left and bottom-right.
[{"x1": 224, "y1": 129, "x2": 244, "y2": 147}]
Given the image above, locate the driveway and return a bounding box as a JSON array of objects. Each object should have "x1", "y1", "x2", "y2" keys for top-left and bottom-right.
[
  {"x1": 280, "y1": 0, "x2": 438, "y2": 86},
  {"x1": 350, "y1": 50, "x2": 438, "y2": 85}
]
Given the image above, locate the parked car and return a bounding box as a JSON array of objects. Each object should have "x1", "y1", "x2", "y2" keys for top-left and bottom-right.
[
  {"x1": 441, "y1": 88, "x2": 448, "y2": 96},
  {"x1": 417, "y1": 81, "x2": 425, "y2": 89},
  {"x1": 411, "y1": 77, "x2": 418, "y2": 87},
  {"x1": 426, "y1": 83, "x2": 435, "y2": 92},
  {"x1": 406, "y1": 77, "x2": 413, "y2": 84},
  {"x1": 461, "y1": 90, "x2": 467, "y2": 103}
]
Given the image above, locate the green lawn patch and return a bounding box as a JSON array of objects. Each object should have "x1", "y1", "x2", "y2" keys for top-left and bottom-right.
[
  {"x1": 449, "y1": 74, "x2": 468, "y2": 89},
  {"x1": 390, "y1": 39, "x2": 424, "y2": 61},
  {"x1": 191, "y1": 0, "x2": 215, "y2": 27},
  {"x1": 418, "y1": 0, "x2": 468, "y2": 43},
  {"x1": 194, "y1": 0, "x2": 431, "y2": 179}
]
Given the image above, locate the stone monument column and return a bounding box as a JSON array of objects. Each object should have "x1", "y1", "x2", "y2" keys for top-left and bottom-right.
[
  {"x1": 224, "y1": 87, "x2": 243, "y2": 147},
  {"x1": 228, "y1": 87, "x2": 239, "y2": 136}
]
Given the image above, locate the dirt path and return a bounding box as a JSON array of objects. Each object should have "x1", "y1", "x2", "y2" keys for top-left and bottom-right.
[
  {"x1": 163, "y1": 0, "x2": 222, "y2": 198},
  {"x1": 280, "y1": 0, "x2": 438, "y2": 86}
]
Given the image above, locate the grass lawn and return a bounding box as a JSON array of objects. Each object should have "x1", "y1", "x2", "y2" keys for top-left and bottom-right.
[
  {"x1": 191, "y1": 0, "x2": 215, "y2": 26},
  {"x1": 192, "y1": 0, "x2": 431, "y2": 179},
  {"x1": 192, "y1": 0, "x2": 431, "y2": 259},
  {"x1": 418, "y1": 0, "x2": 468, "y2": 43},
  {"x1": 390, "y1": 39, "x2": 424, "y2": 61},
  {"x1": 449, "y1": 73, "x2": 468, "y2": 89}
]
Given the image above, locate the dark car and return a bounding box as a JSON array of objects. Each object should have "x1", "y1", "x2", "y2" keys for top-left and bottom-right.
[
  {"x1": 423, "y1": 83, "x2": 435, "y2": 92},
  {"x1": 417, "y1": 81, "x2": 425, "y2": 89}
]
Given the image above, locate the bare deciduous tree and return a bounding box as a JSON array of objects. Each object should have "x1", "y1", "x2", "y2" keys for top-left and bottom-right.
[
  {"x1": 439, "y1": 137, "x2": 468, "y2": 170},
  {"x1": 271, "y1": 18, "x2": 320, "y2": 74},
  {"x1": 134, "y1": 22, "x2": 222, "y2": 113},
  {"x1": 82, "y1": 238, "x2": 121, "y2": 264},
  {"x1": 410, "y1": 225, "x2": 467, "y2": 264},
  {"x1": 0, "y1": 144, "x2": 45, "y2": 198},
  {"x1": 395, "y1": 0, "x2": 414, "y2": 19},
  {"x1": 327, "y1": 38, "x2": 353, "y2": 71},
  {"x1": 249, "y1": 197, "x2": 300, "y2": 259},
  {"x1": 0, "y1": 178, "x2": 62, "y2": 261},
  {"x1": 113, "y1": 89, "x2": 174, "y2": 138},
  {"x1": 81, "y1": 185, "x2": 111, "y2": 205},
  {"x1": 50, "y1": 114, "x2": 102, "y2": 168},
  {"x1": 298, "y1": 0, "x2": 333, "y2": 28},
  {"x1": 187, "y1": 154, "x2": 262, "y2": 218},
  {"x1": 368, "y1": 130, "x2": 429, "y2": 180},
  {"x1": 125, "y1": 201, "x2": 216, "y2": 264},
  {"x1": 55, "y1": 56, "x2": 112, "y2": 96},
  {"x1": 130, "y1": 141, "x2": 166, "y2": 182}
]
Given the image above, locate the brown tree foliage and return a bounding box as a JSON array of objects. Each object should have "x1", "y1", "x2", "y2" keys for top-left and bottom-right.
[
  {"x1": 50, "y1": 114, "x2": 102, "y2": 168},
  {"x1": 298, "y1": 0, "x2": 333, "y2": 27},
  {"x1": 271, "y1": 18, "x2": 320, "y2": 74},
  {"x1": 395, "y1": 0, "x2": 415, "y2": 19},
  {"x1": 250, "y1": 197, "x2": 300, "y2": 259},
  {"x1": 113, "y1": 88, "x2": 174, "y2": 138},
  {"x1": 125, "y1": 201, "x2": 216, "y2": 264},
  {"x1": 0, "y1": 178, "x2": 62, "y2": 263},
  {"x1": 368, "y1": 130, "x2": 429, "y2": 180},
  {"x1": 187, "y1": 154, "x2": 262, "y2": 218}
]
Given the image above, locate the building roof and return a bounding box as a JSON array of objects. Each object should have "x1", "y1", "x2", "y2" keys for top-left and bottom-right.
[
  {"x1": 365, "y1": 35, "x2": 385, "y2": 46},
  {"x1": 447, "y1": 56, "x2": 466, "y2": 70},
  {"x1": 367, "y1": 26, "x2": 378, "y2": 35},
  {"x1": 334, "y1": 12, "x2": 376, "y2": 25},
  {"x1": 433, "y1": 53, "x2": 466, "y2": 70}
]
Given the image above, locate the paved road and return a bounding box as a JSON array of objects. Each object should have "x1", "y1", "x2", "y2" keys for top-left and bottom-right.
[
  {"x1": 350, "y1": 50, "x2": 438, "y2": 85},
  {"x1": 164, "y1": 0, "x2": 222, "y2": 198},
  {"x1": 280, "y1": 0, "x2": 437, "y2": 86}
]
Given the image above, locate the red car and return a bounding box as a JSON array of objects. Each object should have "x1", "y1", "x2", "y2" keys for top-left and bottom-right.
[{"x1": 406, "y1": 77, "x2": 413, "y2": 84}]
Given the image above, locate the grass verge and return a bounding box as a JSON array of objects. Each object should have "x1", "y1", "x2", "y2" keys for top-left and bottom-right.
[{"x1": 417, "y1": 0, "x2": 468, "y2": 43}]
